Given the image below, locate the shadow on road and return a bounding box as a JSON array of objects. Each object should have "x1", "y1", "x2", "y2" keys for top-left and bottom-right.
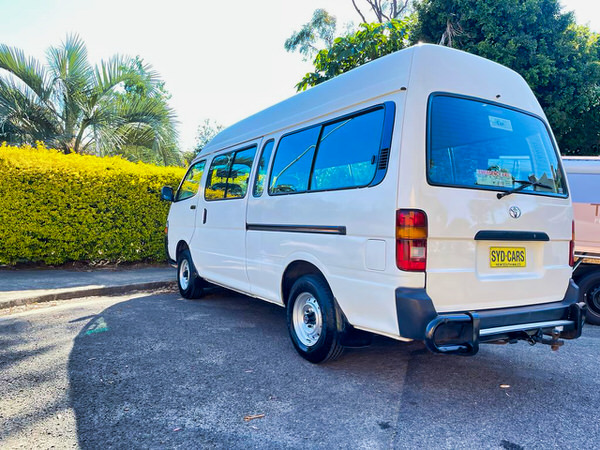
[
  {"x1": 67, "y1": 290, "x2": 600, "y2": 448},
  {"x1": 1, "y1": 318, "x2": 74, "y2": 445}
]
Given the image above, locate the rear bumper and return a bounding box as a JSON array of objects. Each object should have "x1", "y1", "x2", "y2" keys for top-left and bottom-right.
[{"x1": 395, "y1": 280, "x2": 586, "y2": 355}]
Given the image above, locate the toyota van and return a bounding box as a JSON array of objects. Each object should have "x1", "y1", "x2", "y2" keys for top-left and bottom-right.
[{"x1": 162, "y1": 44, "x2": 585, "y2": 363}]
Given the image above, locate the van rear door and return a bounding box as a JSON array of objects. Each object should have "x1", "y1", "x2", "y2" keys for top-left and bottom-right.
[{"x1": 423, "y1": 94, "x2": 571, "y2": 313}]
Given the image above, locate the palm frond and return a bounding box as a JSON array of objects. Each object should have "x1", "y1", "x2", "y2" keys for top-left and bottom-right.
[
  {"x1": 0, "y1": 77, "x2": 61, "y2": 145},
  {"x1": 46, "y1": 34, "x2": 93, "y2": 138},
  {"x1": 93, "y1": 55, "x2": 132, "y2": 96},
  {"x1": 46, "y1": 34, "x2": 92, "y2": 86},
  {"x1": 0, "y1": 44, "x2": 52, "y2": 103}
]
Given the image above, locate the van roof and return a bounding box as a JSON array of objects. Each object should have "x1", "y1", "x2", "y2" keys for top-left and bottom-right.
[
  {"x1": 197, "y1": 43, "x2": 531, "y2": 159},
  {"x1": 199, "y1": 45, "x2": 416, "y2": 157}
]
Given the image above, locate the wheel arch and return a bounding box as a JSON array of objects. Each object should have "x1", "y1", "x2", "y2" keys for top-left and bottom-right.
[
  {"x1": 175, "y1": 240, "x2": 190, "y2": 261},
  {"x1": 573, "y1": 263, "x2": 600, "y2": 283},
  {"x1": 281, "y1": 260, "x2": 329, "y2": 307}
]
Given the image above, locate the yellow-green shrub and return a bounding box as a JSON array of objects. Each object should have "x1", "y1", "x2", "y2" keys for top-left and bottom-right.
[{"x1": 0, "y1": 143, "x2": 185, "y2": 265}]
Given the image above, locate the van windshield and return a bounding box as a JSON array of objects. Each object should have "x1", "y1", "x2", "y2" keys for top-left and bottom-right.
[{"x1": 427, "y1": 95, "x2": 567, "y2": 197}]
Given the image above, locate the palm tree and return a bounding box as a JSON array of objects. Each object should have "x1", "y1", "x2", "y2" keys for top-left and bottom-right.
[{"x1": 0, "y1": 34, "x2": 180, "y2": 165}]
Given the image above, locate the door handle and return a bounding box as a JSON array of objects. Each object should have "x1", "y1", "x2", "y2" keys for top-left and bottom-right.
[
  {"x1": 190, "y1": 205, "x2": 196, "y2": 210},
  {"x1": 203, "y1": 208, "x2": 207, "y2": 224}
]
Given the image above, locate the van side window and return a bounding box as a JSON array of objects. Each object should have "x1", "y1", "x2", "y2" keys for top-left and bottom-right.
[
  {"x1": 205, "y1": 154, "x2": 231, "y2": 200},
  {"x1": 253, "y1": 140, "x2": 274, "y2": 197},
  {"x1": 311, "y1": 108, "x2": 384, "y2": 190},
  {"x1": 226, "y1": 146, "x2": 257, "y2": 199},
  {"x1": 205, "y1": 146, "x2": 257, "y2": 201},
  {"x1": 268, "y1": 104, "x2": 392, "y2": 196},
  {"x1": 269, "y1": 127, "x2": 320, "y2": 194},
  {"x1": 175, "y1": 160, "x2": 206, "y2": 202}
]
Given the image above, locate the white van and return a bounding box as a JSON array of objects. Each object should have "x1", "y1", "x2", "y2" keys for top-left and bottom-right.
[{"x1": 162, "y1": 44, "x2": 585, "y2": 363}]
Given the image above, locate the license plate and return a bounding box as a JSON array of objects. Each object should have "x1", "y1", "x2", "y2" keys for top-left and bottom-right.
[{"x1": 490, "y1": 247, "x2": 526, "y2": 268}]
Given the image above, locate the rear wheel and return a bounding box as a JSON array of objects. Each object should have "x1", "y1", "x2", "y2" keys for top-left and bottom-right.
[
  {"x1": 579, "y1": 271, "x2": 600, "y2": 325},
  {"x1": 286, "y1": 275, "x2": 344, "y2": 363},
  {"x1": 177, "y1": 249, "x2": 205, "y2": 299}
]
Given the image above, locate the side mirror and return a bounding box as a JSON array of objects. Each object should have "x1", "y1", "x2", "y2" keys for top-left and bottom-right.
[{"x1": 161, "y1": 186, "x2": 174, "y2": 202}]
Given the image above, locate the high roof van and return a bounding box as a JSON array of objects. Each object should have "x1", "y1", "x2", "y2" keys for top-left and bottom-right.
[{"x1": 162, "y1": 44, "x2": 585, "y2": 363}]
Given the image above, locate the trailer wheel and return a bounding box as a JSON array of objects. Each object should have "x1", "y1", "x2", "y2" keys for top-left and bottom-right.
[
  {"x1": 177, "y1": 249, "x2": 205, "y2": 299},
  {"x1": 579, "y1": 271, "x2": 600, "y2": 325},
  {"x1": 286, "y1": 275, "x2": 344, "y2": 363}
]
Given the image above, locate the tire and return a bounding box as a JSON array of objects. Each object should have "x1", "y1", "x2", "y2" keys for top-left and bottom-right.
[
  {"x1": 579, "y1": 271, "x2": 600, "y2": 326},
  {"x1": 286, "y1": 275, "x2": 344, "y2": 363},
  {"x1": 177, "y1": 249, "x2": 205, "y2": 299}
]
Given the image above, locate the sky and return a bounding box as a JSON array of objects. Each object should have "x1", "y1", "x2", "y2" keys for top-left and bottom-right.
[{"x1": 0, "y1": 0, "x2": 599, "y2": 152}]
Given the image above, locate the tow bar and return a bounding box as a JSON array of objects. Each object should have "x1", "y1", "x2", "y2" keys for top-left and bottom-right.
[{"x1": 528, "y1": 327, "x2": 564, "y2": 351}]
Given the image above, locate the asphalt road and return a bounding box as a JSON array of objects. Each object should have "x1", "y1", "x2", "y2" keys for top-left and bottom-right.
[{"x1": 1, "y1": 288, "x2": 599, "y2": 449}]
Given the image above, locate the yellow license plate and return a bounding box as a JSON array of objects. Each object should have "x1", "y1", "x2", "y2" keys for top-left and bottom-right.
[{"x1": 490, "y1": 247, "x2": 526, "y2": 268}]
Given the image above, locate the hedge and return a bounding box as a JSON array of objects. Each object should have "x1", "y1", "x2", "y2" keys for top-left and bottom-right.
[{"x1": 0, "y1": 143, "x2": 185, "y2": 265}]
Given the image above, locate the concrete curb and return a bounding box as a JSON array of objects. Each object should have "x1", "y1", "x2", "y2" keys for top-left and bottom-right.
[{"x1": 0, "y1": 280, "x2": 177, "y2": 310}]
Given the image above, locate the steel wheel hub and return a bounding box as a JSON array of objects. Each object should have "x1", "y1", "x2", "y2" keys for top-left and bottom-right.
[
  {"x1": 292, "y1": 292, "x2": 323, "y2": 347},
  {"x1": 179, "y1": 259, "x2": 190, "y2": 290}
]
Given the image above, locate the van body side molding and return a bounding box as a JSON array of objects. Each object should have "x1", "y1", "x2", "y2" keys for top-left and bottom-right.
[
  {"x1": 474, "y1": 230, "x2": 550, "y2": 241},
  {"x1": 246, "y1": 223, "x2": 347, "y2": 235}
]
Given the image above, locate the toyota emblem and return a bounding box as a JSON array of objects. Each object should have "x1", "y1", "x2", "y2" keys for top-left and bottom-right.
[{"x1": 509, "y1": 206, "x2": 522, "y2": 219}]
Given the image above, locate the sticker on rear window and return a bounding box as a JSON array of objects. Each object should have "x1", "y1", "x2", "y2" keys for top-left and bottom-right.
[
  {"x1": 489, "y1": 116, "x2": 513, "y2": 131},
  {"x1": 475, "y1": 169, "x2": 513, "y2": 187}
]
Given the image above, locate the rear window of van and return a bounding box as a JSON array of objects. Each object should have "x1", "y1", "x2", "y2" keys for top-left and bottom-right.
[{"x1": 427, "y1": 95, "x2": 567, "y2": 197}]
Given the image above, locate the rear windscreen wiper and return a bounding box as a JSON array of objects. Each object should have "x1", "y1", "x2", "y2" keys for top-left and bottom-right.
[{"x1": 496, "y1": 179, "x2": 553, "y2": 199}]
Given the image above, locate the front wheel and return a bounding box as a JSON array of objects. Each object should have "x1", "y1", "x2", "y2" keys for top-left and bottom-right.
[
  {"x1": 579, "y1": 271, "x2": 600, "y2": 325},
  {"x1": 177, "y1": 249, "x2": 205, "y2": 299},
  {"x1": 286, "y1": 275, "x2": 344, "y2": 363}
]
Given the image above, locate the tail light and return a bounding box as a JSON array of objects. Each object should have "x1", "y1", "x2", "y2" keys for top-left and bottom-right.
[
  {"x1": 569, "y1": 220, "x2": 575, "y2": 267},
  {"x1": 396, "y1": 209, "x2": 428, "y2": 271}
]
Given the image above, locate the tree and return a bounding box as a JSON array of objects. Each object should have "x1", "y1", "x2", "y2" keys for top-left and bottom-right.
[
  {"x1": 413, "y1": 0, "x2": 600, "y2": 155},
  {"x1": 296, "y1": 17, "x2": 415, "y2": 91},
  {"x1": 285, "y1": 9, "x2": 338, "y2": 61},
  {"x1": 285, "y1": 2, "x2": 412, "y2": 61},
  {"x1": 181, "y1": 119, "x2": 224, "y2": 164},
  {"x1": 109, "y1": 56, "x2": 181, "y2": 166},
  {"x1": 194, "y1": 118, "x2": 224, "y2": 152},
  {"x1": 0, "y1": 34, "x2": 181, "y2": 164}
]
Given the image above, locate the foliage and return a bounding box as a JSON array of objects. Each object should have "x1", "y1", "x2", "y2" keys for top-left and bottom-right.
[
  {"x1": 284, "y1": 2, "x2": 412, "y2": 61},
  {"x1": 296, "y1": 17, "x2": 415, "y2": 91},
  {"x1": 122, "y1": 56, "x2": 172, "y2": 100},
  {"x1": 292, "y1": 0, "x2": 600, "y2": 155},
  {"x1": 285, "y1": 9, "x2": 338, "y2": 61},
  {"x1": 106, "y1": 56, "x2": 181, "y2": 166},
  {"x1": 0, "y1": 142, "x2": 185, "y2": 265},
  {"x1": 181, "y1": 119, "x2": 225, "y2": 164},
  {"x1": 413, "y1": 0, "x2": 600, "y2": 155},
  {"x1": 282, "y1": 0, "x2": 445, "y2": 64},
  {"x1": 0, "y1": 34, "x2": 181, "y2": 164},
  {"x1": 195, "y1": 118, "x2": 224, "y2": 152}
]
